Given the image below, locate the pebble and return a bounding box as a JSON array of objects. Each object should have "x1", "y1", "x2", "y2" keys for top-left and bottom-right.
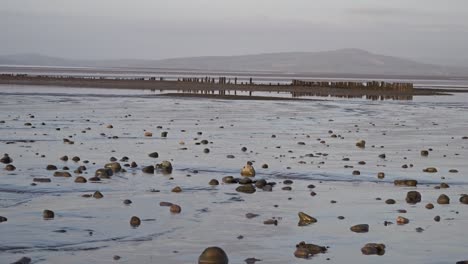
[
  {"x1": 406, "y1": 191, "x2": 422, "y2": 204},
  {"x1": 240, "y1": 163, "x2": 256, "y2": 177},
  {"x1": 74, "y1": 176, "x2": 87, "y2": 183},
  {"x1": 236, "y1": 184, "x2": 256, "y2": 194},
  {"x1": 394, "y1": 179, "x2": 418, "y2": 187},
  {"x1": 350, "y1": 224, "x2": 369, "y2": 233},
  {"x1": 0, "y1": 216, "x2": 7, "y2": 223},
  {"x1": 437, "y1": 194, "x2": 450, "y2": 204},
  {"x1": 298, "y1": 212, "x2": 317, "y2": 226},
  {"x1": 361, "y1": 243, "x2": 386, "y2": 256},
  {"x1": 198, "y1": 247, "x2": 229, "y2": 264},
  {"x1": 43, "y1": 210, "x2": 55, "y2": 219},
  {"x1": 5, "y1": 164, "x2": 16, "y2": 171},
  {"x1": 53, "y1": 171, "x2": 71, "y2": 177},
  {"x1": 130, "y1": 216, "x2": 141, "y2": 227},
  {"x1": 172, "y1": 186, "x2": 182, "y2": 193},
  {"x1": 93, "y1": 191, "x2": 104, "y2": 199},
  {"x1": 425, "y1": 203, "x2": 434, "y2": 209},
  {"x1": 209, "y1": 179, "x2": 219, "y2": 186},
  {"x1": 396, "y1": 216, "x2": 409, "y2": 225},
  {"x1": 170, "y1": 204, "x2": 182, "y2": 214}
]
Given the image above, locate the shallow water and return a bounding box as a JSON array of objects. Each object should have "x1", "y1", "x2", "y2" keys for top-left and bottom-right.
[{"x1": 0, "y1": 84, "x2": 467, "y2": 264}]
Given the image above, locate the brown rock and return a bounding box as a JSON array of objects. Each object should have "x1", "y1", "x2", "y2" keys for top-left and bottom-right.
[
  {"x1": 74, "y1": 176, "x2": 87, "y2": 183},
  {"x1": 356, "y1": 140, "x2": 366, "y2": 148},
  {"x1": 350, "y1": 224, "x2": 369, "y2": 233},
  {"x1": 394, "y1": 179, "x2": 418, "y2": 187},
  {"x1": 198, "y1": 247, "x2": 229, "y2": 264},
  {"x1": 423, "y1": 167, "x2": 438, "y2": 173},
  {"x1": 425, "y1": 203, "x2": 434, "y2": 209},
  {"x1": 437, "y1": 194, "x2": 450, "y2": 204},
  {"x1": 240, "y1": 163, "x2": 256, "y2": 177},
  {"x1": 53, "y1": 171, "x2": 71, "y2": 177},
  {"x1": 396, "y1": 216, "x2": 409, "y2": 225},
  {"x1": 130, "y1": 216, "x2": 141, "y2": 227},
  {"x1": 43, "y1": 209, "x2": 55, "y2": 219},
  {"x1": 5, "y1": 164, "x2": 16, "y2": 171},
  {"x1": 172, "y1": 186, "x2": 182, "y2": 193},
  {"x1": 170, "y1": 204, "x2": 182, "y2": 214},
  {"x1": 298, "y1": 212, "x2": 317, "y2": 226},
  {"x1": 406, "y1": 191, "x2": 422, "y2": 204},
  {"x1": 93, "y1": 191, "x2": 103, "y2": 199},
  {"x1": 361, "y1": 243, "x2": 386, "y2": 256}
]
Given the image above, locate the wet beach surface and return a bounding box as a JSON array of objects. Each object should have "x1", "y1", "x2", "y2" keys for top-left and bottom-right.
[{"x1": 0, "y1": 85, "x2": 467, "y2": 263}]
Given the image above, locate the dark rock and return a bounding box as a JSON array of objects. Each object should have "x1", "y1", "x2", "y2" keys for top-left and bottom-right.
[
  {"x1": 160, "y1": 202, "x2": 173, "y2": 207},
  {"x1": 172, "y1": 186, "x2": 182, "y2": 193},
  {"x1": 397, "y1": 216, "x2": 409, "y2": 225},
  {"x1": 43, "y1": 210, "x2": 55, "y2": 219},
  {"x1": 5, "y1": 164, "x2": 16, "y2": 171},
  {"x1": 236, "y1": 184, "x2": 256, "y2": 194},
  {"x1": 148, "y1": 152, "x2": 159, "y2": 158},
  {"x1": 377, "y1": 172, "x2": 385, "y2": 179},
  {"x1": 46, "y1": 165, "x2": 58, "y2": 170},
  {"x1": 298, "y1": 212, "x2": 317, "y2": 226},
  {"x1": 130, "y1": 216, "x2": 141, "y2": 227},
  {"x1": 262, "y1": 185, "x2": 273, "y2": 192},
  {"x1": 53, "y1": 171, "x2": 71, "y2": 177},
  {"x1": 156, "y1": 161, "x2": 173, "y2": 174},
  {"x1": 88, "y1": 176, "x2": 100, "y2": 182},
  {"x1": 254, "y1": 179, "x2": 267, "y2": 188},
  {"x1": 356, "y1": 140, "x2": 366, "y2": 148},
  {"x1": 263, "y1": 219, "x2": 278, "y2": 225},
  {"x1": 226, "y1": 154, "x2": 235, "y2": 159},
  {"x1": 11, "y1": 257, "x2": 32, "y2": 264},
  {"x1": 93, "y1": 191, "x2": 103, "y2": 199},
  {"x1": 74, "y1": 176, "x2": 87, "y2": 183},
  {"x1": 203, "y1": 148, "x2": 210, "y2": 153},
  {"x1": 420, "y1": 150, "x2": 429, "y2": 156},
  {"x1": 142, "y1": 165, "x2": 155, "y2": 174},
  {"x1": 104, "y1": 162, "x2": 122, "y2": 173},
  {"x1": 283, "y1": 180, "x2": 293, "y2": 185},
  {"x1": 434, "y1": 215, "x2": 441, "y2": 222},
  {"x1": 282, "y1": 186, "x2": 292, "y2": 191},
  {"x1": 60, "y1": 156, "x2": 69, "y2": 161},
  {"x1": 425, "y1": 203, "x2": 434, "y2": 209},
  {"x1": 352, "y1": 170, "x2": 360, "y2": 176},
  {"x1": 0, "y1": 154, "x2": 13, "y2": 164},
  {"x1": 244, "y1": 257, "x2": 261, "y2": 264},
  {"x1": 238, "y1": 177, "x2": 253, "y2": 185},
  {"x1": 361, "y1": 243, "x2": 386, "y2": 256},
  {"x1": 209, "y1": 179, "x2": 219, "y2": 186},
  {"x1": 385, "y1": 199, "x2": 396, "y2": 205},
  {"x1": 406, "y1": 191, "x2": 422, "y2": 204},
  {"x1": 130, "y1": 161, "x2": 138, "y2": 168},
  {"x1": 394, "y1": 179, "x2": 418, "y2": 187},
  {"x1": 71, "y1": 156, "x2": 80, "y2": 162},
  {"x1": 95, "y1": 168, "x2": 113, "y2": 178},
  {"x1": 33, "y1": 178, "x2": 51, "y2": 183},
  {"x1": 198, "y1": 247, "x2": 228, "y2": 264},
  {"x1": 123, "y1": 199, "x2": 132, "y2": 205},
  {"x1": 437, "y1": 194, "x2": 450, "y2": 204},
  {"x1": 261, "y1": 164, "x2": 268, "y2": 169},
  {"x1": 460, "y1": 195, "x2": 468, "y2": 204},
  {"x1": 246, "y1": 213, "x2": 259, "y2": 219},
  {"x1": 350, "y1": 224, "x2": 369, "y2": 233},
  {"x1": 0, "y1": 216, "x2": 7, "y2": 223},
  {"x1": 294, "y1": 241, "x2": 327, "y2": 258},
  {"x1": 222, "y1": 176, "x2": 236, "y2": 184},
  {"x1": 170, "y1": 204, "x2": 182, "y2": 213},
  {"x1": 378, "y1": 154, "x2": 386, "y2": 159},
  {"x1": 423, "y1": 167, "x2": 438, "y2": 173}
]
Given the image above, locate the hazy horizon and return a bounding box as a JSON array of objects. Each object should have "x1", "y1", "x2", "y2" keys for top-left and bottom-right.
[{"x1": 3, "y1": 0, "x2": 468, "y2": 66}]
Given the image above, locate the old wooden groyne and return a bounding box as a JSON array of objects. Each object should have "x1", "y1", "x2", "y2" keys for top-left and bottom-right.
[{"x1": 291, "y1": 80, "x2": 413, "y2": 92}]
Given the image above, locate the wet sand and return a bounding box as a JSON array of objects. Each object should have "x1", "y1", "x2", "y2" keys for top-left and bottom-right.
[{"x1": 0, "y1": 85, "x2": 467, "y2": 264}]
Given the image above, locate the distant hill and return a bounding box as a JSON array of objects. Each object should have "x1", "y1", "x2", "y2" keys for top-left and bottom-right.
[{"x1": 1, "y1": 49, "x2": 466, "y2": 76}]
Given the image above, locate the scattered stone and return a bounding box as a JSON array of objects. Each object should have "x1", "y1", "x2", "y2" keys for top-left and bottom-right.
[
  {"x1": 262, "y1": 185, "x2": 273, "y2": 192},
  {"x1": 46, "y1": 165, "x2": 58, "y2": 170},
  {"x1": 282, "y1": 186, "x2": 292, "y2": 191},
  {"x1": 222, "y1": 176, "x2": 236, "y2": 184},
  {"x1": 415, "y1": 227, "x2": 424, "y2": 233},
  {"x1": 294, "y1": 241, "x2": 327, "y2": 258},
  {"x1": 43, "y1": 210, "x2": 55, "y2": 219},
  {"x1": 0, "y1": 216, "x2": 7, "y2": 223},
  {"x1": 113, "y1": 255, "x2": 121, "y2": 261},
  {"x1": 95, "y1": 168, "x2": 113, "y2": 178},
  {"x1": 198, "y1": 247, "x2": 229, "y2": 264},
  {"x1": 60, "y1": 155, "x2": 69, "y2": 161},
  {"x1": 396, "y1": 216, "x2": 409, "y2": 225},
  {"x1": 406, "y1": 191, "x2": 422, "y2": 204},
  {"x1": 350, "y1": 224, "x2": 369, "y2": 233},
  {"x1": 88, "y1": 176, "x2": 101, "y2": 182},
  {"x1": 263, "y1": 219, "x2": 278, "y2": 225},
  {"x1": 356, "y1": 140, "x2": 366, "y2": 148},
  {"x1": 5, "y1": 164, "x2": 16, "y2": 171},
  {"x1": 261, "y1": 164, "x2": 268, "y2": 169},
  {"x1": 298, "y1": 212, "x2": 317, "y2": 226},
  {"x1": 240, "y1": 162, "x2": 256, "y2": 177},
  {"x1": 11, "y1": 257, "x2": 32, "y2": 264},
  {"x1": 440, "y1": 183, "x2": 450, "y2": 188},
  {"x1": 156, "y1": 161, "x2": 173, "y2": 174},
  {"x1": 236, "y1": 184, "x2": 256, "y2": 194},
  {"x1": 71, "y1": 156, "x2": 80, "y2": 162},
  {"x1": 352, "y1": 170, "x2": 360, "y2": 176},
  {"x1": 434, "y1": 215, "x2": 441, "y2": 222},
  {"x1": 105, "y1": 162, "x2": 122, "y2": 173},
  {"x1": 238, "y1": 177, "x2": 252, "y2": 185},
  {"x1": 420, "y1": 150, "x2": 429, "y2": 156},
  {"x1": 130, "y1": 216, "x2": 141, "y2": 227},
  {"x1": 460, "y1": 195, "x2": 468, "y2": 204},
  {"x1": 425, "y1": 203, "x2": 434, "y2": 209},
  {"x1": 161, "y1": 131, "x2": 168, "y2": 138},
  {"x1": 377, "y1": 172, "x2": 385, "y2": 179},
  {"x1": 142, "y1": 165, "x2": 155, "y2": 174},
  {"x1": 170, "y1": 204, "x2": 182, "y2": 214},
  {"x1": 361, "y1": 243, "x2": 386, "y2": 256},
  {"x1": 209, "y1": 179, "x2": 219, "y2": 186},
  {"x1": 246, "y1": 213, "x2": 259, "y2": 219},
  {"x1": 385, "y1": 199, "x2": 396, "y2": 205},
  {"x1": 123, "y1": 199, "x2": 132, "y2": 205},
  {"x1": 93, "y1": 191, "x2": 104, "y2": 199},
  {"x1": 394, "y1": 180, "x2": 418, "y2": 187},
  {"x1": 53, "y1": 171, "x2": 71, "y2": 177},
  {"x1": 244, "y1": 257, "x2": 261, "y2": 264},
  {"x1": 160, "y1": 202, "x2": 173, "y2": 207},
  {"x1": 255, "y1": 179, "x2": 267, "y2": 188},
  {"x1": 74, "y1": 176, "x2": 87, "y2": 183},
  {"x1": 0, "y1": 154, "x2": 13, "y2": 164},
  {"x1": 172, "y1": 186, "x2": 182, "y2": 193},
  {"x1": 33, "y1": 178, "x2": 51, "y2": 183},
  {"x1": 423, "y1": 167, "x2": 438, "y2": 173},
  {"x1": 144, "y1": 131, "x2": 153, "y2": 137},
  {"x1": 449, "y1": 169, "x2": 458, "y2": 173},
  {"x1": 148, "y1": 152, "x2": 159, "y2": 158},
  {"x1": 437, "y1": 194, "x2": 450, "y2": 204}
]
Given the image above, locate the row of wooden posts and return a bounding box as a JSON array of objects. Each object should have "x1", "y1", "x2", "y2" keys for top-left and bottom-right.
[{"x1": 291, "y1": 80, "x2": 414, "y2": 92}]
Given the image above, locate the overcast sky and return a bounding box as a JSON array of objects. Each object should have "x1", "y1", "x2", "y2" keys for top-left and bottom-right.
[{"x1": 2, "y1": 0, "x2": 468, "y2": 64}]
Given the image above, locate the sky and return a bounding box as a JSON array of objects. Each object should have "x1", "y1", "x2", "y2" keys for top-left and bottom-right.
[{"x1": 2, "y1": 0, "x2": 468, "y2": 65}]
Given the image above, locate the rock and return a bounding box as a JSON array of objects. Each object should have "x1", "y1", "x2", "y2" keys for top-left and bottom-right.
[
  {"x1": 282, "y1": 186, "x2": 292, "y2": 191},
  {"x1": 294, "y1": 241, "x2": 327, "y2": 258},
  {"x1": 106, "y1": 124, "x2": 113, "y2": 128},
  {"x1": 440, "y1": 183, "x2": 450, "y2": 188},
  {"x1": 396, "y1": 216, "x2": 409, "y2": 225},
  {"x1": 156, "y1": 161, "x2": 173, "y2": 174},
  {"x1": 33, "y1": 178, "x2": 51, "y2": 183},
  {"x1": 74, "y1": 176, "x2": 87, "y2": 183},
  {"x1": 46, "y1": 165, "x2": 58, "y2": 170},
  {"x1": 449, "y1": 169, "x2": 458, "y2": 173},
  {"x1": 142, "y1": 165, "x2": 155, "y2": 174},
  {"x1": 456, "y1": 261, "x2": 468, "y2": 264},
  {"x1": 298, "y1": 212, "x2": 317, "y2": 226},
  {"x1": 43, "y1": 210, "x2": 55, "y2": 219},
  {"x1": 5, "y1": 164, "x2": 16, "y2": 171},
  {"x1": 88, "y1": 176, "x2": 101, "y2": 182},
  {"x1": 198, "y1": 247, "x2": 229, "y2": 264},
  {"x1": 423, "y1": 167, "x2": 438, "y2": 173},
  {"x1": 263, "y1": 219, "x2": 278, "y2": 225},
  {"x1": 377, "y1": 172, "x2": 385, "y2": 179},
  {"x1": 144, "y1": 131, "x2": 153, "y2": 137},
  {"x1": 254, "y1": 179, "x2": 267, "y2": 189},
  {"x1": 350, "y1": 224, "x2": 369, "y2": 233},
  {"x1": 244, "y1": 257, "x2": 261, "y2": 264},
  {"x1": 95, "y1": 168, "x2": 113, "y2": 178},
  {"x1": 421, "y1": 150, "x2": 429, "y2": 156},
  {"x1": 123, "y1": 199, "x2": 132, "y2": 205},
  {"x1": 204, "y1": 148, "x2": 210, "y2": 153},
  {"x1": 246, "y1": 213, "x2": 259, "y2": 219},
  {"x1": 130, "y1": 216, "x2": 141, "y2": 227},
  {"x1": 148, "y1": 152, "x2": 159, "y2": 158},
  {"x1": 283, "y1": 180, "x2": 293, "y2": 185},
  {"x1": 93, "y1": 191, "x2": 104, "y2": 199},
  {"x1": 104, "y1": 162, "x2": 122, "y2": 173},
  {"x1": 0, "y1": 216, "x2": 7, "y2": 223},
  {"x1": 226, "y1": 155, "x2": 235, "y2": 159},
  {"x1": 385, "y1": 199, "x2": 396, "y2": 205},
  {"x1": 209, "y1": 179, "x2": 219, "y2": 186},
  {"x1": 238, "y1": 177, "x2": 252, "y2": 185},
  {"x1": 53, "y1": 171, "x2": 71, "y2": 177},
  {"x1": 60, "y1": 155, "x2": 69, "y2": 161},
  {"x1": 460, "y1": 195, "x2": 468, "y2": 204},
  {"x1": 160, "y1": 202, "x2": 173, "y2": 207},
  {"x1": 262, "y1": 164, "x2": 268, "y2": 169},
  {"x1": 71, "y1": 156, "x2": 80, "y2": 162},
  {"x1": 434, "y1": 215, "x2": 441, "y2": 222},
  {"x1": 262, "y1": 185, "x2": 273, "y2": 192},
  {"x1": 406, "y1": 191, "x2": 422, "y2": 204},
  {"x1": 425, "y1": 203, "x2": 434, "y2": 209},
  {"x1": 361, "y1": 243, "x2": 386, "y2": 256},
  {"x1": 113, "y1": 255, "x2": 121, "y2": 261},
  {"x1": 352, "y1": 170, "x2": 360, "y2": 176},
  {"x1": 356, "y1": 140, "x2": 366, "y2": 148},
  {"x1": 222, "y1": 176, "x2": 236, "y2": 184},
  {"x1": 378, "y1": 154, "x2": 386, "y2": 159},
  {"x1": 161, "y1": 131, "x2": 168, "y2": 138},
  {"x1": 0, "y1": 154, "x2": 12, "y2": 164},
  {"x1": 236, "y1": 184, "x2": 256, "y2": 194},
  {"x1": 240, "y1": 163, "x2": 256, "y2": 177},
  {"x1": 437, "y1": 194, "x2": 450, "y2": 204},
  {"x1": 394, "y1": 180, "x2": 418, "y2": 187},
  {"x1": 11, "y1": 257, "x2": 32, "y2": 264},
  {"x1": 170, "y1": 204, "x2": 182, "y2": 213},
  {"x1": 172, "y1": 186, "x2": 182, "y2": 193},
  {"x1": 130, "y1": 161, "x2": 138, "y2": 168}
]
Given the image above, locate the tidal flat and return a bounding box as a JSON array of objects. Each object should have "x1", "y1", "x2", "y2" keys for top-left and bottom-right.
[{"x1": 0, "y1": 85, "x2": 467, "y2": 264}]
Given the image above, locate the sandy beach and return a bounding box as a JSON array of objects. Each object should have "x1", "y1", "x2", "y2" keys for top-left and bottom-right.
[{"x1": 0, "y1": 83, "x2": 467, "y2": 264}]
